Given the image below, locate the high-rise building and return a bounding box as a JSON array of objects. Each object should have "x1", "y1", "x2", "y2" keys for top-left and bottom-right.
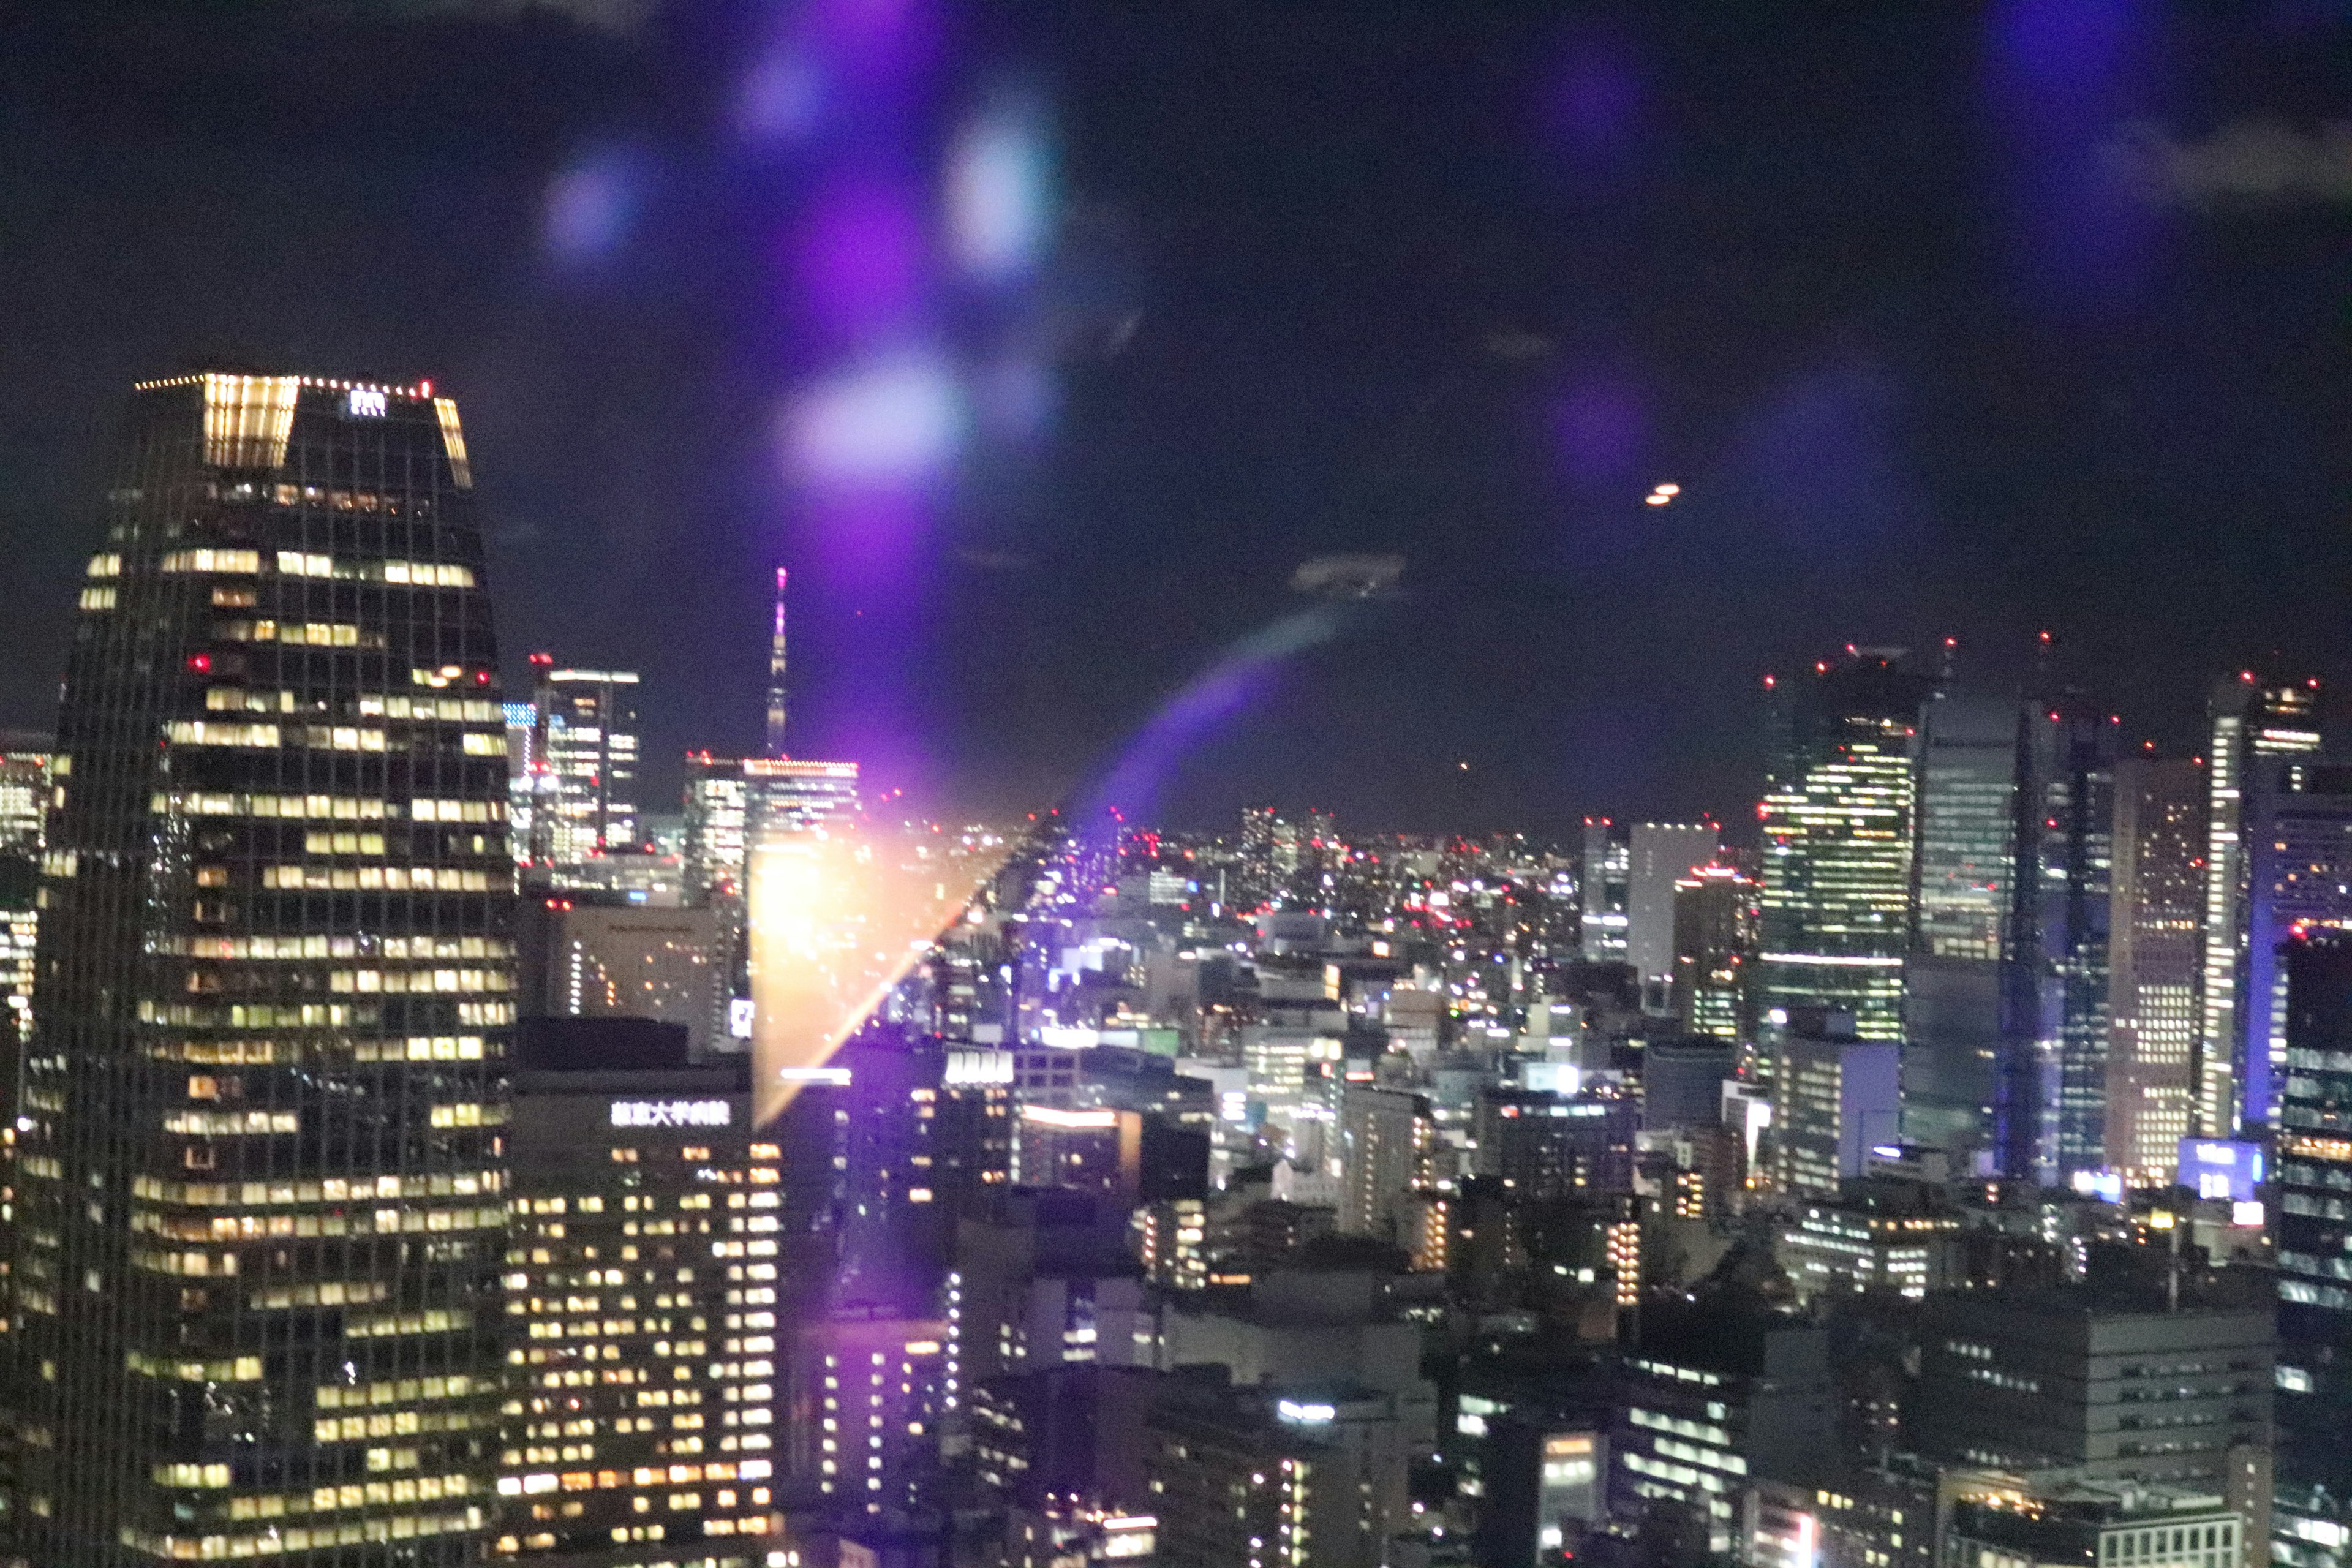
[
  {"x1": 1337, "y1": 1085, "x2": 1434, "y2": 1243},
  {"x1": 1669, "y1": 863, "x2": 1755, "y2": 1042},
  {"x1": 764, "y1": 567, "x2": 790, "y2": 761},
  {"x1": 503, "y1": 698, "x2": 539, "y2": 865},
  {"x1": 0, "y1": 730, "x2": 50, "y2": 1050},
  {"x1": 2106, "y1": 757, "x2": 2207, "y2": 1186},
  {"x1": 1910, "y1": 1292, "x2": 2273, "y2": 1510},
  {"x1": 13, "y1": 371, "x2": 513, "y2": 1566},
  {"x1": 2237, "y1": 756, "x2": 2352, "y2": 1135},
  {"x1": 532, "y1": 665, "x2": 641, "y2": 866},
  {"x1": 1758, "y1": 652, "x2": 1934, "y2": 1042},
  {"x1": 2200, "y1": 671, "x2": 2323, "y2": 1136},
  {"x1": 493, "y1": 1026, "x2": 775, "y2": 1563},
  {"x1": 1916, "y1": 695, "x2": 2021, "y2": 961},
  {"x1": 1627, "y1": 822, "x2": 1717, "y2": 1005},
  {"x1": 1904, "y1": 694, "x2": 2018, "y2": 1163},
  {"x1": 1578, "y1": 819, "x2": 1629, "y2": 963},
  {"x1": 2013, "y1": 699, "x2": 2117, "y2": 1184},
  {"x1": 2275, "y1": 928, "x2": 2352, "y2": 1568},
  {"x1": 540, "y1": 900, "x2": 725, "y2": 1060},
  {"x1": 1768, "y1": 1013, "x2": 1901, "y2": 1197}
]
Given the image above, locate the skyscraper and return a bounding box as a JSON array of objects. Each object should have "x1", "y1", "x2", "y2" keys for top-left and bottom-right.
[
  {"x1": 1626, "y1": 821, "x2": 1717, "y2": 1005},
  {"x1": 1669, "y1": 862, "x2": 1755, "y2": 1042},
  {"x1": 2200, "y1": 671, "x2": 2323, "y2": 1136},
  {"x1": 2013, "y1": 699, "x2": 2117, "y2": 1184},
  {"x1": 530, "y1": 665, "x2": 641, "y2": 867},
  {"x1": 12, "y1": 371, "x2": 513, "y2": 1565},
  {"x1": 0, "y1": 729, "x2": 50, "y2": 1050},
  {"x1": 2105, "y1": 756, "x2": 2206, "y2": 1186},
  {"x1": 1757, "y1": 652, "x2": 1933, "y2": 1042},
  {"x1": 2239, "y1": 756, "x2": 2352, "y2": 1133},
  {"x1": 1578, "y1": 819, "x2": 1629, "y2": 963},
  {"x1": 765, "y1": 567, "x2": 790, "y2": 761},
  {"x1": 2275, "y1": 927, "x2": 2352, "y2": 1568},
  {"x1": 1902, "y1": 694, "x2": 2017, "y2": 1162}
]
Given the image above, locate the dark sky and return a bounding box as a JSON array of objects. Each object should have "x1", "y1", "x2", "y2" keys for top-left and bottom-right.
[{"x1": 4, "y1": 1, "x2": 2350, "y2": 838}]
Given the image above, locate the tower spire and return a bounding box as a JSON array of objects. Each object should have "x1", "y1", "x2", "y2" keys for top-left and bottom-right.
[{"x1": 765, "y1": 565, "x2": 789, "y2": 759}]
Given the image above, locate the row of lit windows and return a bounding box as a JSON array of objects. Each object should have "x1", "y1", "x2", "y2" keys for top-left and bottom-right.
[
  {"x1": 135, "y1": 1205, "x2": 503, "y2": 1242},
  {"x1": 157, "y1": 932, "x2": 510, "y2": 960},
  {"x1": 261, "y1": 864, "x2": 500, "y2": 891},
  {"x1": 123, "y1": 1508, "x2": 479, "y2": 1560},
  {"x1": 156, "y1": 791, "x2": 503, "y2": 824}
]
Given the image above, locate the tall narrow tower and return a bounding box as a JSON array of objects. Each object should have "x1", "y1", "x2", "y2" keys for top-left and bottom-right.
[
  {"x1": 11, "y1": 372, "x2": 513, "y2": 1566},
  {"x1": 765, "y1": 565, "x2": 790, "y2": 760}
]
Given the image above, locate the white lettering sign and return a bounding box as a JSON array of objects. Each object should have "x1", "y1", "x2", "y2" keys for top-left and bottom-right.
[{"x1": 609, "y1": 1099, "x2": 733, "y2": 1129}]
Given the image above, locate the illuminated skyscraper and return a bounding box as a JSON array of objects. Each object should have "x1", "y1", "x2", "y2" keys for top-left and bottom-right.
[
  {"x1": 2013, "y1": 699, "x2": 2116, "y2": 1185},
  {"x1": 1904, "y1": 694, "x2": 2018, "y2": 1158},
  {"x1": 2199, "y1": 671, "x2": 2323, "y2": 1135},
  {"x1": 1757, "y1": 652, "x2": 1933, "y2": 1042},
  {"x1": 530, "y1": 665, "x2": 641, "y2": 867},
  {"x1": 2238, "y1": 756, "x2": 2352, "y2": 1132},
  {"x1": 1578, "y1": 819, "x2": 1629, "y2": 963},
  {"x1": 0, "y1": 729, "x2": 50, "y2": 1050},
  {"x1": 2104, "y1": 756, "x2": 2206, "y2": 1186},
  {"x1": 765, "y1": 567, "x2": 790, "y2": 761},
  {"x1": 13, "y1": 371, "x2": 513, "y2": 1566}
]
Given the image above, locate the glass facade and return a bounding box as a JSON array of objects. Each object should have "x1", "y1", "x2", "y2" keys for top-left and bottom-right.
[
  {"x1": 1758, "y1": 653, "x2": 1933, "y2": 1043},
  {"x1": 2201, "y1": 673, "x2": 2322, "y2": 1137},
  {"x1": 2273, "y1": 929, "x2": 2352, "y2": 1568},
  {"x1": 10, "y1": 372, "x2": 513, "y2": 1565}
]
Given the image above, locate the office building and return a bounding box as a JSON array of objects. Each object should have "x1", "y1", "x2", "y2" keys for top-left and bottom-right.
[
  {"x1": 541, "y1": 900, "x2": 725, "y2": 1060},
  {"x1": 1580, "y1": 818, "x2": 1630, "y2": 963},
  {"x1": 532, "y1": 665, "x2": 642, "y2": 866},
  {"x1": 2013, "y1": 699, "x2": 2117, "y2": 1184},
  {"x1": 1337, "y1": 1085, "x2": 1435, "y2": 1243},
  {"x1": 1608, "y1": 1303, "x2": 1835, "y2": 1559},
  {"x1": 12, "y1": 371, "x2": 512, "y2": 1565},
  {"x1": 1472, "y1": 1085, "x2": 1636, "y2": 1198},
  {"x1": 494, "y1": 1025, "x2": 775, "y2": 1563},
  {"x1": 1770, "y1": 1014, "x2": 1901, "y2": 1198},
  {"x1": 1776, "y1": 1185, "x2": 1961, "y2": 1301},
  {"x1": 1640, "y1": 1036, "x2": 1738, "y2": 1131},
  {"x1": 1146, "y1": 1373, "x2": 1420, "y2": 1568},
  {"x1": 2200, "y1": 672, "x2": 2323, "y2": 1137},
  {"x1": 2238, "y1": 756, "x2": 2352, "y2": 1134},
  {"x1": 1910, "y1": 1292, "x2": 2273, "y2": 1496},
  {"x1": 1627, "y1": 822, "x2": 1718, "y2": 1004},
  {"x1": 1944, "y1": 1482, "x2": 2243, "y2": 1568},
  {"x1": 1758, "y1": 651, "x2": 1934, "y2": 1042},
  {"x1": 790, "y1": 1307, "x2": 952, "y2": 1516},
  {"x1": 2274, "y1": 929, "x2": 2352, "y2": 1568},
  {"x1": 1905, "y1": 695, "x2": 2018, "y2": 1163},
  {"x1": 1669, "y1": 863, "x2": 1755, "y2": 1043},
  {"x1": 0, "y1": 730, "x2": 48, "y2": 1049},
  {"x1": 2107, "y1": 758, "x2": 2207, "y2": 1186},
  {"x1": 505, "y1": 698, "x2": 540, "y2": 865}
]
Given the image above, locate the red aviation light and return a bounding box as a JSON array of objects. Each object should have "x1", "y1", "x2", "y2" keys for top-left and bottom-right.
[{"x1": 186, "y1": 654, "x2": 211, "y2": 672}]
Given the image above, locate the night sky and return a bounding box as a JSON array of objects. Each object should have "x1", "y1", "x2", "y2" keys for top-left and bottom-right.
[{"x1": 4, "y1": 1, "x2": 2351, "y2": 838}]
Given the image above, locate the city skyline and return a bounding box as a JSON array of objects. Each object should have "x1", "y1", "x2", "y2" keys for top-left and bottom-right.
[{"x1": 4, "y1": 5, "x2": 2351, "y2": 832}]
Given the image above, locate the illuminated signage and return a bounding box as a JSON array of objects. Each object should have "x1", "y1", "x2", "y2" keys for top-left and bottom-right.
[
  {"x1": 777, "y1": 1066, "x2": 852, "y2": 1087},
  {"x1": 1276, "y1": 1400, "x2": 1335, "y2": 1424},
  {"x1": 728, "y1": 998, "x2": 755, "y2": 1039},
  {"x1": 1020, "y1": 1105, "x2": 1118, "y2": 1130},
  {"x1": 609, "y1": 1098, "x2": 732, "y2": 1129},
  {"x1": 944, "y1": 1049, "x2": 1014, "y2": 1085},
  {"x1": 346, "y1": 388, "x2": 388, "y2": 418},
  {"x1": 2179, "y1": 1137, "x2": 2265, "y2": 1202}
]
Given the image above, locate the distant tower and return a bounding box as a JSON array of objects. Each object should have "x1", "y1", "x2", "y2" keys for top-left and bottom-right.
[{"x1": 766, "y1": 566, "x2": 790, "y2": 760}]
